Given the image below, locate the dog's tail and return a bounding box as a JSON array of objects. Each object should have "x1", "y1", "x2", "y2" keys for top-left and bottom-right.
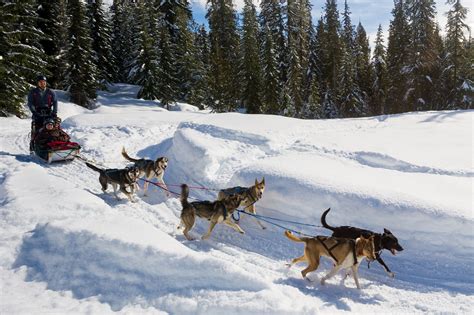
[
  {"x1": 85, "y1": 162, "x2": 104, "y2": 174},
  {"x1": 284, "y1": 230, "x2": 309, "y2": 243},
  {"x1": 320, "y1": 208, "x2": 336, "y2": 231},
  {"x1": 180, "y1": 184, "x2": 190, "y2": 207},
  {"x1": 121, "y1": 147, "x2": 140, "y2": 162}
]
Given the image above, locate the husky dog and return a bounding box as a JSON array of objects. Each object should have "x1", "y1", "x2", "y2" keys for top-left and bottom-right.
[
  {"x1": 285, "y1": 231, "x2": 376, "y2": 289},
  {"x1": 121, "y1": 147, "x2": 169, "y2": 196},
  {"x1": 85, "y1": 162, "x2": 140, "y2": 202},
  {"x1": 179, "y1": 184, "x2": 245, "y2": 240},
  {"x1": 217, "y1": 178, "x2": 266, "y2": 229},
  {"x1": 321, "y1": 208, "x2": 404, "y2": 277}
]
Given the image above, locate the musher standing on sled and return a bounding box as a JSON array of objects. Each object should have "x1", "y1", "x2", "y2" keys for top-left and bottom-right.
[{"x1": 27, "y1": 75, "x2": 58, "y2": 151}]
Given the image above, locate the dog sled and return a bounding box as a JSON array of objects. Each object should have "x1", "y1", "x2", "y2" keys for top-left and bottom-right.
[{"x1": 33, "y1": 140, "x2": 81, "y2": 163}]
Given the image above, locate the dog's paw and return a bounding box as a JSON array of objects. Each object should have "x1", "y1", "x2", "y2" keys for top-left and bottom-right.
[
  {"x1": 201, "y1": 235, "x2": 210, "y2": 240},
  {"x1": 320, "y1": 278, "x2": 326, "y2": 285},
  {"x1": 388, "y1": 272, "x2": 395, "y2": 278}
]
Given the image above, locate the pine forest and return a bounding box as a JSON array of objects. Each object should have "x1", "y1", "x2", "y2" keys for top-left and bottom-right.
[{"x1": 1, "y1": 0, "x2": 472, "y2": 118}]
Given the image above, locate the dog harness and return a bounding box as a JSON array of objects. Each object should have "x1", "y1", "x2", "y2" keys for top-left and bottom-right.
[
  {"x1": 316, "y1": 237, "x2": 358, "y2": 265},
  {"x1": 222, "y1": 204, "x2": 227, "y2": 220}
]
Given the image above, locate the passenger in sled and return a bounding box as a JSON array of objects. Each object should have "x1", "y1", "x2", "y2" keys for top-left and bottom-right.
[{"x1": 33, "y1": 118, "x2": 80, "y2": 162}]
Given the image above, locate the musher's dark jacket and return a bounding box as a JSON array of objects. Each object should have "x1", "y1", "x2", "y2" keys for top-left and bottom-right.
[{"x1": 27, "y1": 87, "x2": 58, "y2": 119}]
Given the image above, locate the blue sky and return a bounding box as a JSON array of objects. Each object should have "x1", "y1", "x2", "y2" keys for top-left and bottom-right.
[{"x1": 189, "y1": 0, "x2": 473, "y2": 48}]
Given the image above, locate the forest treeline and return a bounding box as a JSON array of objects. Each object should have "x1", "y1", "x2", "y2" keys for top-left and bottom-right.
[{"x1": 1, "y1": 0, "x2": 472, "y2": 118}]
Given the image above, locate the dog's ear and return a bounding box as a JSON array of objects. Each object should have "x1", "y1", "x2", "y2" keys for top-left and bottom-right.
[
  {"x1": 383, "y1": 228, "x2": 392, "y2": 234},
  {"x1": 261, "y1": 177, "x2": 265, "y2": 185},
  {"x1": 255, "y1": 178, "x2": 258, "y2": 186}
]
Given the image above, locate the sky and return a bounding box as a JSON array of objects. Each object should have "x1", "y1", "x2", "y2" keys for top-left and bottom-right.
[{"x1": 189, "y1": 0, "x2": 474, "y2": 48}]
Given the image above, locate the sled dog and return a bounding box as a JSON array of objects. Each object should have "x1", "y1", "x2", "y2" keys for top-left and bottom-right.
[
  {"x1": 217, "y1": 178, "x2": 266, "y2": 229},
  {"x1": 321, "y1": 208, "x2": 404, "y2": 277},
  {"x1": 86, "y1": 162, "x2": 140, "y2": 202},
  {"x1": 179, "y1": 184, "x2": 244, "y2": 240},
  {"x1": 285, "y1": 231, "x2": 376, "y2": 289},
  {"x1": 121, "y1": 147, "x2": 169, "y2": 196}
]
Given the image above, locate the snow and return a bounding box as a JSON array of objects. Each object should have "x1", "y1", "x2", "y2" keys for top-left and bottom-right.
[{"x1": 1, "y1": 84, "x2": 473, "y2": 314}]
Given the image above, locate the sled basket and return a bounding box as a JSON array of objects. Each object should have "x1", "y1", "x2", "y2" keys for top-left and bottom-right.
[{"x1": 34, "y1": 141, "x2": 81, "y2": 163}]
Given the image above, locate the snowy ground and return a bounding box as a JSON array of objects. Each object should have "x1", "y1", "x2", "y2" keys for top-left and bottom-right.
[{"x1": 0, "y1": 84, "x2": 473, "y2": 314}]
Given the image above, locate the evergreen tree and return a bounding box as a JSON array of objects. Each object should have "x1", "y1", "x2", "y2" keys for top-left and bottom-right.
[
  {"x1": 36, "y1": 0, "x2": 69, "y2": 89},
  {"x1": 338, "y1": 41, "x2": 361, "y2": 117},
  {"x1": 445, "y1": 0, "x2": 472, "y2": 109},
  {"x1": 173, "y1": 0, "x2": 196, "y2": 103},
  {"x1": 354, "y1": 22, "x2": 372, "y2": 115},
  {"x1": 111, "y1": 0, "x2": 136, "y2": 82},
  {"x1": 86, "y1": 0, "x2": 115, "y2": 88},
  {"x1": 386, "y1": 0, "x2": 410, "y2": 113},
  {"x1": 287, "y1": 0, "x2": 311, "y2": 116},
  {"x1": 341, "y1": 0, "x2": 354, "y2": 51},
  {"x1": 321, "y1": 0, "x2": 342, "y2": 116},
  {"x1": 66, "y1": 0, "x2": 98, "y2": 108},
  {"x1": 129, "y1": 1, "x2": 161, "y2": 101},
  {"x1": 148, "y1": 0, "x2": 192, "y2": 107},
  {"x1": 260, "y1": 0, "x2": 287, "y2": 98},
  {"x1": 338, "y1": 1, "x2": 361, "y2": 117},
  {"x1": 260, "y1": 25, "x2": 281, "y2": 114},
  {"x1": 311, "y1": 17, "x2": 326, "y2": 117},
  {"x1": 0, "y1": 0, "x2": 48, "y2": 117},
  {"x1": 405, "y1": 0, "x2": 438, "y2": 111},
  {"x1": 372, "y1": 24, "x2": 388, "y2": 115},
  {"x1": 241, "y1": 0, "x2": 262, "y2": 113},
  {"x1": 301, "y1": 74, "x2": 323, "y2": 119},
  {"x1": 207, "y1": 0, "x2": 241, "y2": 112},
  {"x1": 431, "y1": 23, "x2": 447, "y2": 109},
  {"x1": 187, "y1": 24, "x2": 212, "y2": 108}
]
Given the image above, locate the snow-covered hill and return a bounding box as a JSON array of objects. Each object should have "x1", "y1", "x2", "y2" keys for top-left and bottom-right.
[{"x1": 0, "y1": 84, "x2": 472, "y2": 314}]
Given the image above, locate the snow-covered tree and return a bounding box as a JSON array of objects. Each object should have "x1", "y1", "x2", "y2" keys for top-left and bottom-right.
[
  {"x1": 207, "y1": 0, "x2": 241, "y2": 112},
  {"x1": 241, "y1": 0, "x2": 262, "y2": 113},
  {"x1": 372, "y1": 24, "x2": 388, "y2": 115},
  {"x1": 0, "y1": 0, "x2": 48, "y2": 117},
  {"x1": 260, "y1": 25, "x2": 281, "y2": 114},
  {"x1": 386, "y1": 0, "x2": 410, "y2": 114},
  {"x1": 129, "y1": 1, "x2": 160, "y2": 101},
  {"x1": 321, "y1": 0, "x2": 342, "y2": 115},
  {"x1": 173, "y1": 0, "x2": 196, "y2": 103},
  {"x1": 444, "y1": 0, "x2": 472, "y2": 109},
  {"x1": 66, "y1": 0, "x2": 98, "y2": 108},
  {"x1": 354, "y1": 22, "x2": 372, "y2": 115},
  {"x1": 86, "y1": 0, "x2": 115, "y2": 88},
  {"x1": 260, "y1": 0, "x2": 287, "y2": 99},
  {"x1": 110, "y1": 0, "x2": 136, "y2": 83},
  {"x1": 187, "y1": 24, "x2": 211, "y2": 108},
  {"x1": 405, "y1": 0, "x2": 439, "y2": 111},
  {"x1": 286, "y1": 0, "x2": 311, "y2": 116},
  {"x1": 36, "y1": 0, "x2": 69, "y2": 89}
]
